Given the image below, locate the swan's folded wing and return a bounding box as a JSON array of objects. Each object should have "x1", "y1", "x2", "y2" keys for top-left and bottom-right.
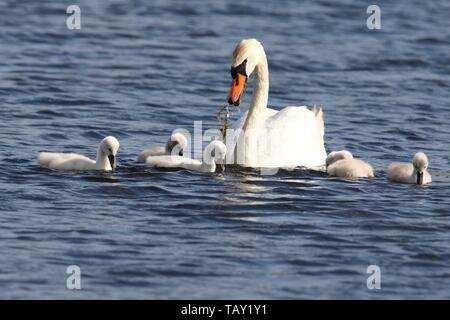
[
  {"x1": 38, "y1": 152, "x2": 95, "y2": 170},
  {"x1": 260, "y1": 106, "x2": 327, "y2": 168},
  {"x1": 387, "y1": 163, "x2": 413, "y2": 181}
]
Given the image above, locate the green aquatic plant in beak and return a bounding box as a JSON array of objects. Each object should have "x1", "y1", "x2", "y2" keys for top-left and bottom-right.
[{"x1": 216, "y1": 104, "x2": 240, "y2": 143}]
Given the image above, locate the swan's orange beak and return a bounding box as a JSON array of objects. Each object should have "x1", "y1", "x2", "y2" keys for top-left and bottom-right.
[{"x1": 227, "y1": 73, "x2": 247, "y2": 106}]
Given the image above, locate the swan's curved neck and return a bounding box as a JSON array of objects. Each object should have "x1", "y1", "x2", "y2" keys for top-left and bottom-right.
[
  {"x1": 243, "y1": 53, "x2": 269, "y2": 132},
  {"x1": 96, "y1": 148, "x2": 109, "y2": 170},
  {"x1": 202, "y1": 144, "x2": 217, "y2": 172},
  {"x1": 237, "y1": 51, "x2": 269, "y2": 167},
  {"x1": 201, "y1": 160, "x2": 216, "y2": 173}
]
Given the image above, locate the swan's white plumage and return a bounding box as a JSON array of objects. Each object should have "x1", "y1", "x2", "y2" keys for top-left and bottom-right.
[
  {"x1": 387, "y1": 152, "x2": 431, "y2": 185},
  {"x1": 146, "y1": 155, "x2": 203, "y2": 170},
  {"x1": 138, "y1": 146, "x2": 166, "y2": 162},
  {"x1": 260, "y1": 106, "x2": 325, "y2": 168},
  {"x1": 139, "y1": 132, "x2": 188, "y2": 162},
  {"x1": 146, "y1": 140, "x2": 226, "y2": 173},
  {"x1": 38, "y1": 136, "x2": 120, "y2": 171},
  {"x1": 226, "y1": 39, "x2": 326, "y2": 169},
  {"x1": 325, "y1": 150, "x2": 353, "y2": 167},
  {"x1": 326, "y1": 150, "x2": 374, "y2": 178},
  {"x1": 38, "y1": 152, "x2": 96, "y2": 170},
  {"x1": 228, "y1": 107, "x2": 325, "y2": 169}
]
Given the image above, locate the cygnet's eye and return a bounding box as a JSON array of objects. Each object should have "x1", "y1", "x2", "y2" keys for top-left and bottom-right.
[{"x1": 108, "y1": 148, "x2": 112, "y2": 153}]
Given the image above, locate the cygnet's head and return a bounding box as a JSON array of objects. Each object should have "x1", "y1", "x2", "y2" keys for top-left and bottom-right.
[
  {"x1": 228, "y1": 39, "x2": 266, "y2": 106},
  {"x1": 165, "y1": 132, "x2": 188, "y2": 156},
  {"x1": 204, "y1": 140, "x2": 227, "y2": 172},
  {"x1": 413, "y1": 152, "x2": 429, "y2": 184},
  {"x1": 100, "y1": 136, "x2": 120, "y2": 169},
  {"x1": 325, "y1": 150, "x2": 353, "y2": 167}
]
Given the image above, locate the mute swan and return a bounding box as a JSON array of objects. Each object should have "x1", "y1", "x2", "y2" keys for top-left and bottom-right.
[
  {"x1": 225, "y1": 39, "x2": 326, "y2": 169},
  {"x1": 388, "y1": 152, "x2": 432, "y2": 185},
  {"x1": 138, "y1": 132, "x2": 188, "y2": 162},
  {"x1": 326, "y1": 150, "x2": 374, "y2": 178},
  {"x1": 146, "y1": 140, "x2": 226, "y2": 173},
  {"x1": 38, "y1": 136, "x2": 120, "y2": 171}
]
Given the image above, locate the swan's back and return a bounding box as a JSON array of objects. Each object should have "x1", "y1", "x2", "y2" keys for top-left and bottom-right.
[
  {"x1": 387, "y1": 162, "x2": 415, "y2": 183},
  {"x1": 38, "y1": 152, "x2": 95, "y2": 171},
  {"x1": 138, "y1": 146, "x2": 166, "y2": 162},
  {"x1": 327, "y1": 159, "x2": 374, "y2": 178},
  {"x1": 146, "y1": 155, "x2": 204, "y2": 171}
]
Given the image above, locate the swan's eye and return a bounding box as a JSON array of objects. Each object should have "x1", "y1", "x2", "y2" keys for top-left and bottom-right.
[
  {"x1": 230, "y1": 59, "x2": 248, "y2": 79},
  {"x1": 230, "y1": 67, "x2": 237, "y2": 79},
  {"x1": 108, "y1": 148, "x2": 112, "y2": 153}
]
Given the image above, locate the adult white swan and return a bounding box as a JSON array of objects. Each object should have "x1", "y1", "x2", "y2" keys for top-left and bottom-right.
[
  {"x1": 38, "y1": 136, "x2": 120, "y2": 171},
  {"x1": 225, "y1": 39, "x2": 326, "y2": 169}
]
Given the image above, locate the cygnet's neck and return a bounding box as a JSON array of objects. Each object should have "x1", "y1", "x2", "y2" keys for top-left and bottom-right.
[
  {"x1": 96, "y1": 147, "x2": 110, "y2": 170},
  {"x1": 201, "y1": 160, "x2": 216, "y2": 173}
]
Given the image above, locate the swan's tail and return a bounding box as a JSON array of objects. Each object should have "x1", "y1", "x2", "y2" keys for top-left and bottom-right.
[{"x1": 313, "y1": 106, "x2": 325, "y2": 139}]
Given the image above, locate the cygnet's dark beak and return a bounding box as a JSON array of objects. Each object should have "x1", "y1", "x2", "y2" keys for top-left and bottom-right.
[
  {"x1": 416, "y1": 171, "x2": 424, "y2": 185},
  {"x1": 108, "y1": 155, "x2": 116, "y2": 170},
  {"x1": 216, "y1": 163, "x2": 225, "y2": 173}
]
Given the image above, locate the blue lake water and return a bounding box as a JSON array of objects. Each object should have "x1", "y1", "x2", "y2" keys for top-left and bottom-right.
[{"x1": 0, "y1": 0, "x2": 450, "y2": 299}]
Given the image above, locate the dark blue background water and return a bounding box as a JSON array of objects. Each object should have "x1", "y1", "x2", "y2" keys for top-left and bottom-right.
[{"x1": 1, "y1": 0, "x2": 449, "y2": 299}]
